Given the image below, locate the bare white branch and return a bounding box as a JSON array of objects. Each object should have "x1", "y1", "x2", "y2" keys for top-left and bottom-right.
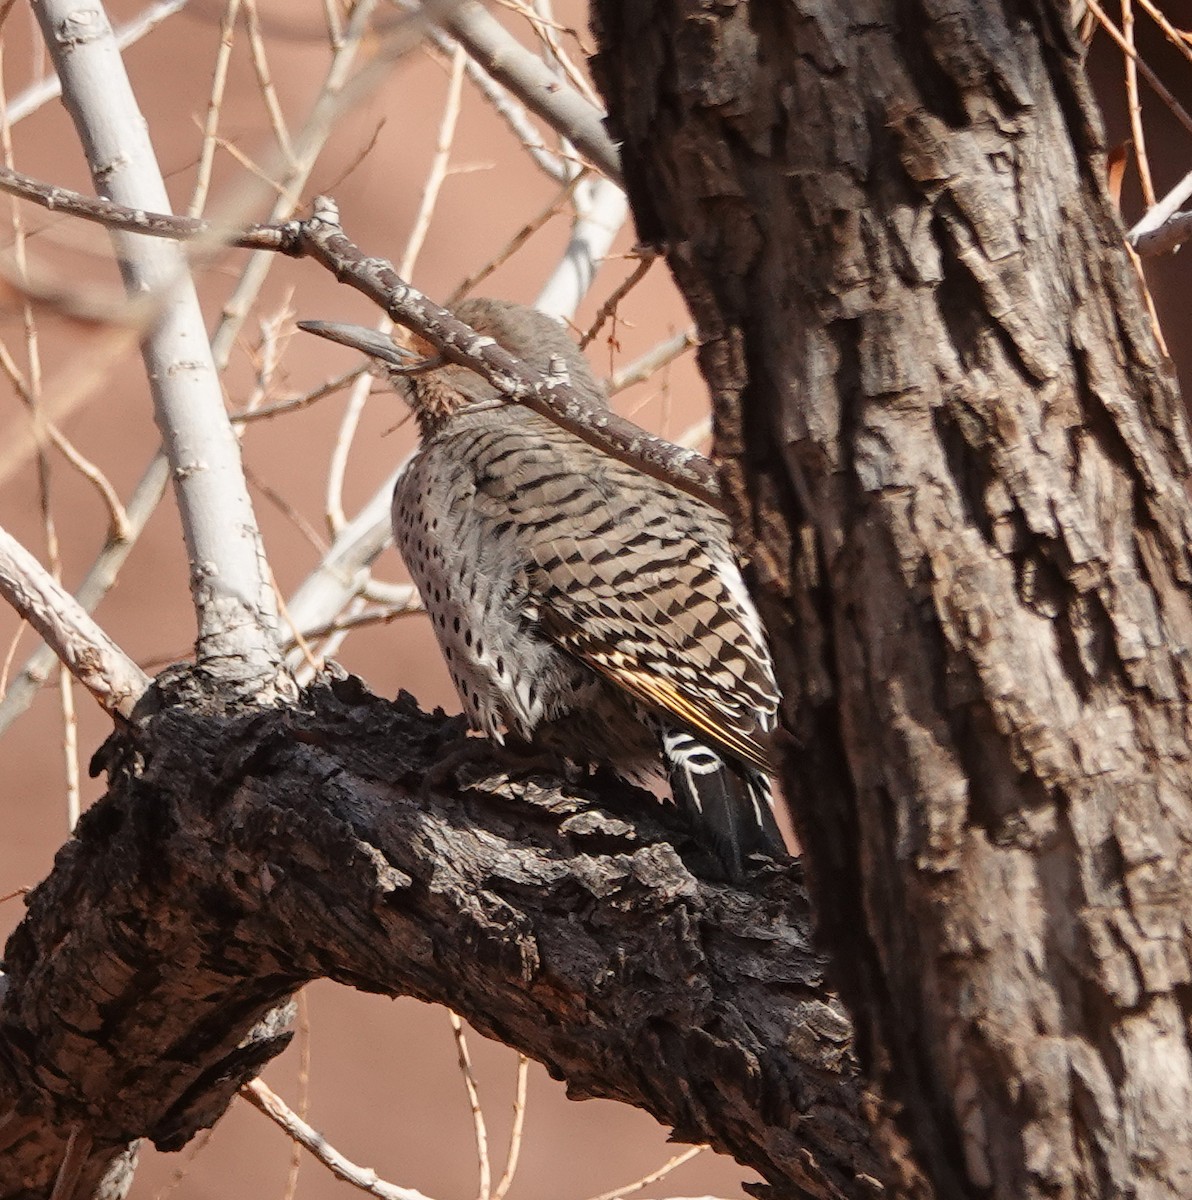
[
  {"x1": 1132, "y1": 205, "x2": 1192, "y2": 256},
  {"x1": 208, "y1": 0, "x2": 384, "y2": 367},
  {"x1": 536, "y1": 174, "x2": 628, "y2": 320},
  {"x1": 448, "y1": 1012, "x2": 491, "y2": 1200},
  {"x1": 579, "y1": 1146, "x2": 709, "y2": 1200},
  {"x1": 436, "y1": 1, "x2": 622, "y2": 184},
  {"x1": 608, "y1": 329, "x2": 697, "y2": 395},
  {"x1": 33, "y1": 0, "x2": 284, "y2": 684},
  {"x1": 0, "y1": 453, "x2": 169, "y2": 733},
  {"x1": 0, "y1": 524, "x2": 147, "y2": 718},
  {"x1": 241, "y1": 1080, "x2": 438, "y2": 1200},
  {"x1": 283, "y1": 462, "x2": 409, "y2": 674},
  {"x1": 491, "y1": 1055, "x2": 527, "y2": 1200},
  {"x1": 428, "y1": 25, "x2": 569, "y2": 182}
]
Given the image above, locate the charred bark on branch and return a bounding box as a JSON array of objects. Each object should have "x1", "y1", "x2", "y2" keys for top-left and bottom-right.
[{"x1": 0, "y1": 671, "x2": 883, "y2": 1200}]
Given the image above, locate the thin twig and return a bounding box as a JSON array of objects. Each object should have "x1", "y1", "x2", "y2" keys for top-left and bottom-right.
[
  {"x1": 0, "y1": 48, "x2": 83, "y2": 829},
  {"x1": 6, "y1": 0, "x2": 191, "y2": 124},
  {"x1": 280, "y1": 459, "x2": 407, "y2": 674},
  {"x1": 448, "y1": 169, "x2": 586, "y2": 303},
  {"x1": 242, "y1": 295, "x2": 295, "y2": 414},
  {"x1": 492, "y1": 1055, "x2": 528, "y2": 1200},
  {"x1": 579, "y1": 1145, "x2": 708, "y2": 1200},
  {"x1": 512, "y1": 0, "x2": 600, "y2": 107},
  {"x1": 241, "y1": 1079, "x2": 438, "y2": 1200},
  {"x1": 242, "y1": 0, "x2": 295, "y2": 165},
  {"x1": 47, "y1": 1127, "x2": 92, "y2": 1200},
  {"x1": 282, "y1": 989, "x2": 313, "y2": 1200},
  {"x1": 437, "y1": 0, "x2": 622, "y2": 183},
  {"x1": 188, "y1": 0, "x2": 241, "y2": 217},
  {"x1": 0, "y1": 340, "x2": 131, "y2": 540},
  {"x1": 400, "y1": 42, "x2": 467, "y2": 278},
  {"x1": 1084, "y1": 0, "x2": 1192, "y2": 136},
  {"x1": 535, "y1": 173, "x2": 628, "y2": 320},
  {"x1": 0, "y1": 452, "x2": 169, "y2": 733},
  {"x1": 233, "y1": 367, "x2": 365, "y2": 423},
  {"x1": 274, "y1": 568, "x2": 322, "y2": 675},
  {"x1": 428, "y1": 25, "x2": 568, "y2": 182},
  {"x1": 0, "y1": 619, "x2": 25, "y2": 696},
  {"x1": 43, "y1": 425, "x2": 130, "y2": 542},
  {"x1": 580, "y1": 251, "x2": 657, "y2": 348},
  {"x1": 248, "y1": 467, "x2": 329, "y2": 555},
  {"x1": 207, "y1": 132, "x2": 289, "y2": 195},
  {"x1": 322, "y1": 0, "x2": 343, "y2": 47},
  {"x1": 325, "y1": 369, "x2": 375, "y2": 536},
  {"x1": 1120, "y1": 0, "x2": 1156, "y2": 207},
  {"x1": 59, "y1": 658, "x2": 81, "y2": 829},
  {"x1": 1134, "y1": 0, "x2": 1192, "y2": 65},
  {"x1": 449, "y1": 1012, "x2": 492, "y2": 1200},
  {"x1": 608, "y1": 329, "x2": 697, "y2": 395},
  {"x1": 279, "y1": 598, "x2": 423, "y2": 648}
]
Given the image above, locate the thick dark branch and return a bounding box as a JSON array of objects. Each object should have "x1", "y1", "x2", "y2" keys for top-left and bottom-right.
[{"x1": 0, "y1": 670, "x2": 890, "y2": 1200}]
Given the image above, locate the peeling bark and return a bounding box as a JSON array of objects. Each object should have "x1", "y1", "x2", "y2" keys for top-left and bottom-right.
[
  {"x1": 0, "y1": 671, "x2": 887, "y2": 1200},
  {"x1": 590, "y1": 2, "x2": 1192, "y2": 1198}
]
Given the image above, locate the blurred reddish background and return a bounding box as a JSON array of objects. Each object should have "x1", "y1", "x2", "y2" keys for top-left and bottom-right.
[{"x1": 0, "y1": 3, "x2": 1188, "y2": 1198}]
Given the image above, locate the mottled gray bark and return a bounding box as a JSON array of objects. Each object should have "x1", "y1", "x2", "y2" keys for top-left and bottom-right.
[{"x1": 590, "y1": 2, "x2": 1192, "y2": 1198}]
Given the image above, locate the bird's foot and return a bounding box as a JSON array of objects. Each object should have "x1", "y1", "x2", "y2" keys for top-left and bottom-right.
[{"x1": 419, "y1": 733, "x2": 576, "y2": 797}]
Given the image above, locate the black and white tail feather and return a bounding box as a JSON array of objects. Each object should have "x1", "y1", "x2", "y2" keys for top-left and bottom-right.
[{"x1": 660, "y1": 728, "x2": 784, "y2": 881}]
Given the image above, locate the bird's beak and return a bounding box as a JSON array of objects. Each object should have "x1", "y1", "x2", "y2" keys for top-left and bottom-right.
[{"x1": 297, "y1": 320, "x2": 415, "y2": 369}]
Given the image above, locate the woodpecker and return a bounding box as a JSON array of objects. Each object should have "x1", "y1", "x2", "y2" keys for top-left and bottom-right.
[{"x1": 300, "y1": 298, "x2": 785, "y2": 878}]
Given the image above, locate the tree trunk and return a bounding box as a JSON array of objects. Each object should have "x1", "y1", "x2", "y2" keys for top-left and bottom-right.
[{"x1": 590, "y1": 3, "x2": 1192, "y2": 1198}]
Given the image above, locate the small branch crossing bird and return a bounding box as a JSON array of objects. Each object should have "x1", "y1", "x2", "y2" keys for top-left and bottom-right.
[{"x1": 300, "y1": 299, "x2": 786, "y2": 879}]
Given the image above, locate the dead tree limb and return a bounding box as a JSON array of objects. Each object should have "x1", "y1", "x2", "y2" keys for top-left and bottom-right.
[{"x1": 0, "y1": 671, "x2": 892, "y2": 1200}]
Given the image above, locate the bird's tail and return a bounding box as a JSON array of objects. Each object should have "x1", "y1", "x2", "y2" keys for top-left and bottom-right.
[{"x1": 660, "y1": 728, "x2": 785, "y2": 880}]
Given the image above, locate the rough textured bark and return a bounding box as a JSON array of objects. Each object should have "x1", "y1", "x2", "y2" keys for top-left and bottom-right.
[
  {"x1": 0, "y1": 670, "x2": 887, "y2": 1200},
  {"x1": 590, "y1": 2, "x2": 1192, "y2": 1199}
]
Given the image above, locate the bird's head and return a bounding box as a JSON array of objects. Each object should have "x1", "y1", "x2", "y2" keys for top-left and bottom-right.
[
  {"x1": 297, "y1": 319, "x2": 470, "y2": 438},
  {"x1": 299, "y1": 298, "x2": 607, "y2": 439}
]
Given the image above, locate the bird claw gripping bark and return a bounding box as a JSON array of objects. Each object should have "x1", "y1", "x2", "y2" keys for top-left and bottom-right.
[{"x1": 417, "y1": 731, "x2": 577, "y2": 799}]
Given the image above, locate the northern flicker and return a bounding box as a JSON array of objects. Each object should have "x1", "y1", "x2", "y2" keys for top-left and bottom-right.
[{"x1": 300, "y1": 298, "x2": 786, "y2": 878}]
